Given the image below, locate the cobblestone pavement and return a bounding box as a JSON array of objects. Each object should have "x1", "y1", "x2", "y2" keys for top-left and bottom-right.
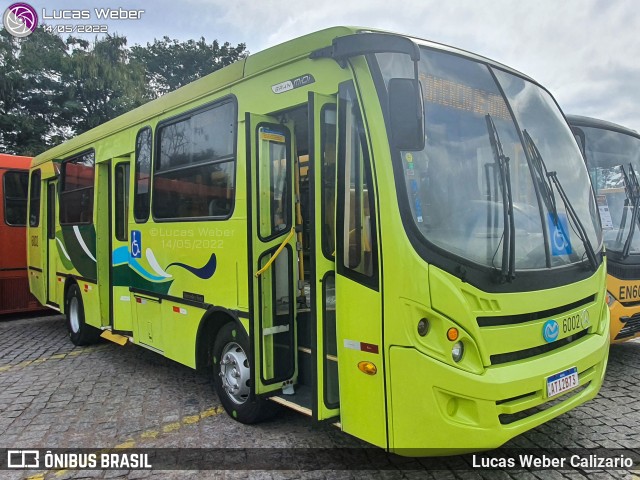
[{"x1": 0, "y1": 313, "x2": 638, "y2": 479}]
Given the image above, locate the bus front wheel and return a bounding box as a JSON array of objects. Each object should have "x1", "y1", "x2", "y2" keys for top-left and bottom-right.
[
  {"x1": 65, "y1": 284, "x2": 101, "y2": 346},
  {"x1": 212, "y1": 322, "x2": 278, "y2": 424}
]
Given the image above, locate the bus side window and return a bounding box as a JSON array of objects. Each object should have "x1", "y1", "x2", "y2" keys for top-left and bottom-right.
[
  {"x1": 571, "y1": 127, "x2": 586, "y2": 158},
  {"x1": 115, "y1": 163, "x2": 130, "y2": 241},
  {"x1": 60, "y1": 151, "x2": 95, "y2": 225},
  {"x1": 134, "y1": 127, "x2": 152, "y2": 222},
  {"x1": 321, "y1": 105, "x2": 337, "y2": 259},
  {"x1": 153, "y1": 101, "x2": 236, "y2": 220},
  {"x1": 47, "y1": 184, "x2": 55, "y2": 239},
  {"x1": 3, "y1": 170, "x2": 29, "y2": 226},
  {"x1": 257, "y1": 126, "x2": 290, "y2": 239},
  {"x1": 29, "y1": 169, "x2": 41, "y2": 227},
  {"x1": 338, "y1": 84, "x2": 378, "y2": 284}
]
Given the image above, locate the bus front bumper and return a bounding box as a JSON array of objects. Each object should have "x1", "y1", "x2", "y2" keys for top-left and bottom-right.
[{"x1": 387, "y1": 320, "x2": 610, "y2": 455}]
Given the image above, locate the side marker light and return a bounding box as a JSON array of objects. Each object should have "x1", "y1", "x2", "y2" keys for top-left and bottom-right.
[{"x1": 358, "y1": 361, "x2": 377, "y2": 375}]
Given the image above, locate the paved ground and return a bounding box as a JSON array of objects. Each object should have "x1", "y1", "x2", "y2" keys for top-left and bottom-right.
[{"x1": 0, "y1": 313, "x2": 638, "y2": 479}]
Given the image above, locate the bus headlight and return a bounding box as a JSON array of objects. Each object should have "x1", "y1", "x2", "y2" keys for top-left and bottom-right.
[
  {"x1": 452, "y1": 341, "x2": 464, "y2": 362},
  {"x1": 606, "y1": 292, "x2": 615, "y2": 307}
]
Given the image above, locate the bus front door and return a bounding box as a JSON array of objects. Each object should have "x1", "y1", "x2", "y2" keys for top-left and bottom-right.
[
  {"x1": 333, "y1": 82, "x2": 386, "y2": 448},
  {"x1": 247, "y1": 114, "x2": 298, "y2": 396},
  {"x1": 308, "y1": 92, "x2": 340, "y2": 420},
  {"x1": 46, "y1": 180, "x2": 58, "y2": 306}
]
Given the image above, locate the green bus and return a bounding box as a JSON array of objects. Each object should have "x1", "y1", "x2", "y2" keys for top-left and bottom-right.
[{"x1": 28, "y1": 26, "x2": 610, "y2": 454}]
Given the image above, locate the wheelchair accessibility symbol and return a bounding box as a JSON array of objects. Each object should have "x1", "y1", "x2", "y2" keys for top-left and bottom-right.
[
  {"x1": 547, "y1": 213, "x2": 572, "y2": 256},
  {"x1": 131, "y1": 230, "x2": 142, "y2": 258}
]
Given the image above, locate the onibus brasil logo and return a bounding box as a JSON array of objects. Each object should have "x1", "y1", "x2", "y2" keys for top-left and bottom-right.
[{"x1": 3, "y1": 2, "x2": 38, "y2": 37}]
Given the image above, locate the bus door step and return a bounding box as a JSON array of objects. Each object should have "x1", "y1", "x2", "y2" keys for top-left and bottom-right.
[{"x1": 100, "y1": 330, "x2": 128, "y2": 346}]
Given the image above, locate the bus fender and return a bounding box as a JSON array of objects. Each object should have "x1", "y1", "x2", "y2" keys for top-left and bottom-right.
[
  {"x1": 62, "y1": 276, "x2": 78, "y2": 314},
  {"x1": 195, "y1": 306, "x2": 246, "y2": 372}
]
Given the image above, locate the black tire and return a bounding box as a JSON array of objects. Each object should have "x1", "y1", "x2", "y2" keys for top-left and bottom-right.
[
  {"x1": 212, "y1": 322, "x2": 279, "y2": 424},
  {"x1": 65, "y1": 284, "x2": 101, "y2": 346}
]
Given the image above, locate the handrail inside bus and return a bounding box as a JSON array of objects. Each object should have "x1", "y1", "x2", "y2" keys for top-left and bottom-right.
[{"x1": 255, "y1": 227, "x2": 295, "y2": 277}]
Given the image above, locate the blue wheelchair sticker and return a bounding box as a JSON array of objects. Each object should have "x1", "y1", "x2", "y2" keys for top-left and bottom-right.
[
  {"x1": 547, "y1": 213, "x2": 572, "y2": 256},
  {"x1": 131, "y1": 230, "x2": 142, "y2": 259}
]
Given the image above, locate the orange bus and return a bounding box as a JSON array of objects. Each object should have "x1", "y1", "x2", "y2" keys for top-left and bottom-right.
[{"x1": 0, "y1": 154, "x2": 44, "y2": 314}]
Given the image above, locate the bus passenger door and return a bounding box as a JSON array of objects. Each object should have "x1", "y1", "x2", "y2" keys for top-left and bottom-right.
[
  {"x1": 247, "y1": 114, "x2": 298, "y2": 396},
  {"x1": 334, "y1": 82, "x2": 386, "y2": 448},
  {"x1": 46, "y1": 180, "x2": 58, "y2": 306},
  {"x1": 308, "y1": 92, "x2": 340, "y2": 420},
  {"x1": 111, "y1": 159, "x2": 132, "y2": 333}
]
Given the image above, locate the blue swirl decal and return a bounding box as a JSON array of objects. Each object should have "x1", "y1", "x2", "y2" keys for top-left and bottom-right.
[
  {"x1": 167, "y1": 253, "x2": 217, "y2": 279},
  {"x1": 112, "y1": 247, "x2": 217, "y2": 281},
  {"x1": 112, "y1": 246, "x2": 129, "y2": 266},
  {"x1": 112, "y1": 245, "x2": 168, "y2": 282},
  {"x1": 129, "y1": 258, "x2": 168, "y2": 282}
]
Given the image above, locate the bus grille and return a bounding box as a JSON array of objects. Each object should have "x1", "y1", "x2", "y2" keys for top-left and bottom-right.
[
  {"x1": 615, "y1": 313, "x2": 640, "y2": 340},
  {"x1": 498, "y1": 383, "x2": 590, "y2": 425},
  {"x1": 490, "y1": 329, "x2": 588, "y2": 365},
  {"x1": 477, "y1": 296, "x2": 595, "y2": 327}
]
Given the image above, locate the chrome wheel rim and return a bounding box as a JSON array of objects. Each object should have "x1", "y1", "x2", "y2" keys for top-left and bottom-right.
[
  {"x1": 69, "y1": 297, "x2": 80, "y2": 333},
  {"x1": 219, "y1": 342, "x2": 250, "y2": 405}
]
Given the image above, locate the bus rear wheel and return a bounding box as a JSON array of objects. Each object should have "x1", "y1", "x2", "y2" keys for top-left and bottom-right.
[
  {"x1": 66, "y1": 284, "x2": 101, "y2": 346},
  {"x1": 212, "y1": 322, "x2": 278, "y2": 424}
]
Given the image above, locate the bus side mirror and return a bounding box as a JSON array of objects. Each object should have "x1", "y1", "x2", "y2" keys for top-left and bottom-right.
[{"x1": 388, "y1": 78, "x2": 425, "y2": 151}]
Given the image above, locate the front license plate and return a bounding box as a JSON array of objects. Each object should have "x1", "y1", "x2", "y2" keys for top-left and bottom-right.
[{"x1": 546, "y1": 366, "x2": 578, "y2": 398}]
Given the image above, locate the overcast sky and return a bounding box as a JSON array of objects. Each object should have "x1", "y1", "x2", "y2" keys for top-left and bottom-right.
[{"x1": 14, "y1": 1, "x2": 640, "y2": 132}]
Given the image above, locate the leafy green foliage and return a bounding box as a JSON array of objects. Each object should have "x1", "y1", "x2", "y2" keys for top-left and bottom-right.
[
  {"x1": 62, "y1": 34, "x2": 146, "y2": 133},
  {"x1": 0, "y1": 29, "x2": 247, "y2": 156},
  {"x1": 130, "y1": 37, "x2": 247, "y2": 98},
  {"x1": 0, "y1": 28, "x2": 69, "y2": 155}
]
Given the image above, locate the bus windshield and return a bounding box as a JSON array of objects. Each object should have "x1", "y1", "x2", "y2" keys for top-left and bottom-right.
[
  {"x1": 375, "y1": 47, "x2": 601, "y2": 273},
  {"x1": 577, "y1": 125, "x2": 640, "y2": 255}
]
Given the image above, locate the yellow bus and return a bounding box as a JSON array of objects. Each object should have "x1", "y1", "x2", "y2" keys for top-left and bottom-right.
[
  {"x1": 569, "y1": 114, "x2": 640, "y2": 342},
  {"x1": 28, "y1": 27, "x2": 610, "y2": 454}
]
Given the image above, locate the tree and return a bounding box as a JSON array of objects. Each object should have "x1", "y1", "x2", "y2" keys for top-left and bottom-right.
[
  {"x1": 0, "y1": 29, "x2": 247, "y2": 156},
  {"x1": 0, "y1": 30, "x2": 147, "y2": 155},
  {"x1": 130, "y1": 37, "x2": 247, "y2": 98},
  {"x1": 0, "y1": 28, "x2": 69, "y2": 155},
  {"x1": 62, "y1": 34, "x2": 146, "y2": 133}
]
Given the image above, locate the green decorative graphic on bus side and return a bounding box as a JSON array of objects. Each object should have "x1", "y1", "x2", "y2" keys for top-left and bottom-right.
[
  {"x1": 54, "y1": 231, "x2": 74, "y2": 271},
  {"x1": 58, "y1": 225, "x2": 97, "y2": 279},
  {"x1": 111, "y1": 246, "x2": 217, "y2": 295},
  {"x1": 111, "y1": 264, "x2": 172, "y2": 294}
]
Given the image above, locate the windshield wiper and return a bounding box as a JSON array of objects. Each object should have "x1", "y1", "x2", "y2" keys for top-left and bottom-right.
[
  {"x1": 485, "y1": 114, "x2": 515, "y2": 282},
  {"x1": 524, "y1": 131, "x2": 558, "y2": 222},
  {"x1": 523, "y1": 130, "x2": 598, "y2": 271},
  {"x1": 618, "y1": 164, "x2": 640, "y2": 258}
]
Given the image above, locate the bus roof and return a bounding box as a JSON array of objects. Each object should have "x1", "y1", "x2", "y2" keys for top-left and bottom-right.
[
  {"x1": 32, "y1": 26, "x2": 536, "y2": 167},
  {"x1": 0, "y1": 154, "x2": 32, "y2": 170},
  {"x1": 567, "y1": 114, "x2": 640, "y2": 140}
]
